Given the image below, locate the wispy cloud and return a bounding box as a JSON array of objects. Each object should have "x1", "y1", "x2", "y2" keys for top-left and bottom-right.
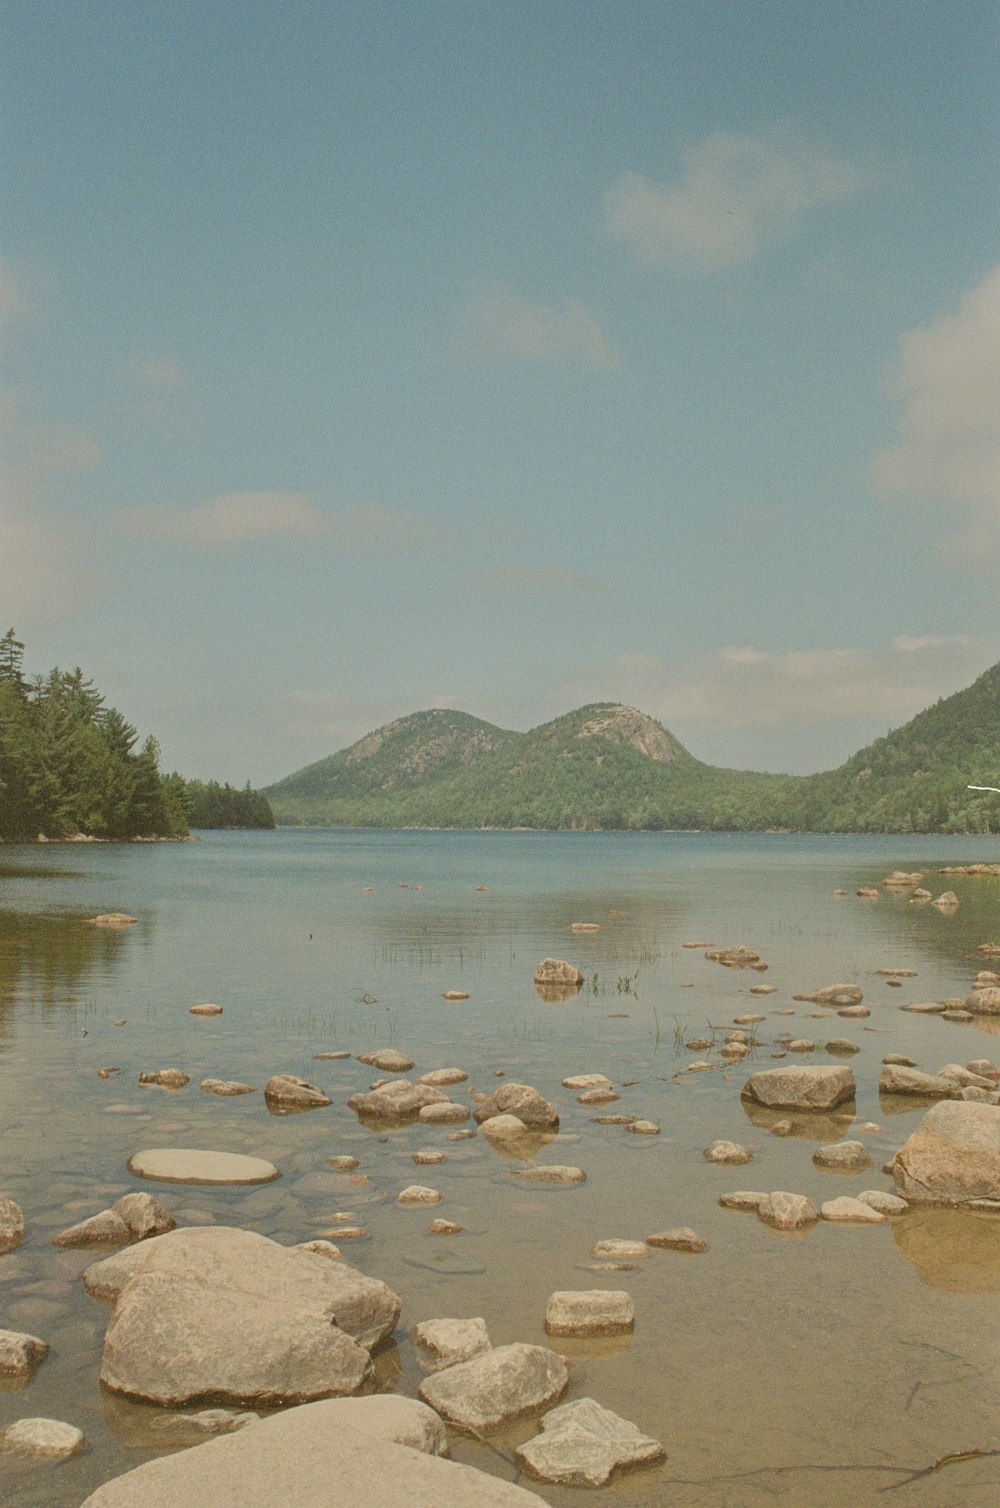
[
  {"x1": 125, "y1": 492, "x2": 447, "y2": 551},
  {"x1": 459, "y1": 283, "x2": 620, "y2": 369},
  {"x1": 870, "y1": 262, "x2": 1000, "y2": 571},
  {"x1": 604, "y1": 129, "x2": 861, "y2": 267}
]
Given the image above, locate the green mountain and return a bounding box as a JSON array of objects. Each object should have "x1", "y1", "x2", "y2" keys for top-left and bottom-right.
[{"x1": 264, "y1": 664, "x2": 1000, "y2": 834}]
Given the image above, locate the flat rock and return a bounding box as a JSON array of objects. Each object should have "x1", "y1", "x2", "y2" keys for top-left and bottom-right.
[
  {"x1": 858, "y1": 1189, "x2": 909, "y2": 1215},
  {"x1": 892, "y1": 1101, "x2": 1000, "y2": 1204},
  {"x1": 0, "y1": 1195, "x2": 25, "y2": 1253},
  {"x1": 742, "y1": 1065, "x2": 856, "y2": 1111},
  {"x1": 792, "y1": 985, "x2": 863, "y2": 1006},
  {"x1": 473, "y1": 1083, "x2": 559, "y2": 1130},
  {"x1": 442, "y1": 991, "x2": 470, "y2": 1000},
  {"x1": 758, "y1": 1192, "x2": 819, "y2": 1230},
  {"x1": 825, "y1": 1039, "x2": 860, "y2": 1055},
  {"x1": 837, "y1": 1006, "x2": 870, "y2": 1019},
  {"x1": 189, "y1": 1003, "x2": 223, "y2": 1017},
  {"x1": 812, "y1": 1141, "x2": 873, "y2": 1173},
  {"x1": 577, "y1": 1087, "x2": 620, "y2": 1104},
  {"x1": 704, "y1": 1139, "x2": 751, "y2": 1165},
  {"x1": 51, "y1": 1208, "x2": 131, "y2": 1248},
  {"x1": 418, "y1": 1343, "x2": 569, "y2": 1432},
  {"x1": 416, "y1": 1068, "x2": 468, "y2": 1086},
  {"x1": 820, "y1": 1196, "x2": 887, "y2": 1223},
  {"x1": 516, "y1": 1396, "x2": 665, "y2": 1487},
  {"x1": 625, "y1": 1120, "x2": 660, "y2": 1135},
  {"x1": 879, "y1": 1065, "x2": 956, "y2": 1098},
  {"x1": 0, "y1": 1328, "x2": 49, "y2": 1379},
  {"x1": 264, "y1": 1074, "x2": 331, "y2": 1108},
  {"x1": 201, "y1": 1079, "x2": 256, "y2": 1096},
  {"x1": 80, "y1": 1399, "x2": 546, "y2": 1507},
  {"x1": 544, "y1": 1290, "x2": 634, "y2": 1336},
  {"x1": 884, "y1": 1054, "x2": 916, "y2": 1066},
  {"x1": 562, "y1": 1074, "x2": 613, "y2": 1090},
  {"x1": 411, "y1": 1317, "x2": 491, "y2": 1371},
  {"x1": 128, "y1": 1149, "x2": 280, "y2": 1185},
  {"x1": 2, "y1": 1417, "x2": 85, "y2": 1460},
  {"x1": 413, "y1": 1150, "x2": 445, "y2": 1165},
  {"x1": 511, "y1": 1165, "x2": 586, "y2": 1186},
  {"x1": 418, "y1": 1101, "x2": 470, "y2": 1125},
  {"x1": 591, "y1": 1239, "x2": 649, "y2": 1260},
  {"x1": 357, "y1": 1049, "x2": 415, "y2": 1073},
  {"x1": 719, "y1": 1191, "x2": 767, "y2": 1211},
  {"x1": 99, "y1": 1227, "x2": 401, "y2": 1405},
  {"x1": 899, "y1": 1001, "x2": 947, "y2": 1014},
  {"x1": 90, "y1": 913, "x2": 138, "y2": 926},
  {"x1": 646, "y1": 1227, "x2": 707, "y2": 1253}
]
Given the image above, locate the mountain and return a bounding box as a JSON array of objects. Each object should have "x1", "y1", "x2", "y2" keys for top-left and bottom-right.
[{"x1": 263, "y1": 665, "x2": 1000, "y2": 833}]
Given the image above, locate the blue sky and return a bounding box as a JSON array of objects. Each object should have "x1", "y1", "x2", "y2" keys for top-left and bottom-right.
[{"x1": 2, "y1": 1, "x2": 998, "y2": 783}]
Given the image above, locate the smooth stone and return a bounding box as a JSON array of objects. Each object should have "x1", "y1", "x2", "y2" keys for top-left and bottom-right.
[
  {"x1": 83, "y1": 1242, "x2": 160, "y2": 1302},
  {"x1": 139, "y1": 1068, "x2": 190, "y2": 1089},
  {"x1": 473, "y1": 1083, "x2": 559, "y2": 1130},
  {"x1": 544, "y1": 1290, "x2": 633, "y2": 1336},
  {"x1": 937, "y1": 1064, "x2": 996, "y2": 1089},
  {"x1": 480, "y1": 1114, "x2": 529, "y2": 1139},
  {"x1": 397, "y1": 1186, "x2": 442, "y2": 1206},
  {"x1": 719, "y1": 1191, "x2": 767, "y2": 1211},
  {"x1": 51, "y1": 1209, "x2": 131, "y2": 1248},
  {"x1": 411, "y1": 1316, "x2": 491, "y2": 1371},
  {"x1": 0, "y1": 1328, "x2": 49, "y2": 1379},
  {"x1": 879, "y1": 1065, "x2": 956, "y2": 1098},
  {"x1": 189, "y1": 1003, "x2": 223, "y2": 1017},
  {"x1": 418, "y1": 1102, "x2": 470, "y2": 1125},
  {"x1": 704, "y1": 1140, "x2": 751, "y2": 1165},
  {"x1": 295, "y1": 1241, "x2": 343, "y2": 1261},
  {"x1": 758, "y1": 1192, "x2": 819, "y2": 1230},
  {"x1": 418, "y1": 1343, "x2": 569, "y2": 1432},
  {"x1": 742, "y1": 1066, "x2": 856, "y2": 1111},
  {"x1": 511, "y1": 1165, "x2": 586, "y2": 1186},
  {"x1": 646, "y1": 1227, "x2": 707, "y2": 1253},
  {"x1": 312, "y1": 1051, "x2": 351, "y2": 1060},
  {"x1": 591, "y1": 1239, "x2": 649, "y2": 1260},
  {"x1": 356, "y1": 1049, "x2": 415, "y2": 1073},
  {"x1": 128, "y1": 1149, "x2": 280, "y2": 1185},
  {"x1": 412, "y1": 1150, "x2": 445, "y2": 1165},
  {"x1": 812, "y1": 1141, "x2": 873, "y2": 1173},
  {"x1": 858, "y1": 1189, "x2": 909, "y2": 1215},
  {"x1": 899, "y1": 1001, "x2": 947, "y2": 1014},
  {"x1": 821, "y1": 1197, "x2": 887, "y2": 1224},
  {"x1": 837, "y1": 1006, "x2": 870, "y2": 1019},
  {"x1": 264, "y1": 1075, "x2": 331, "y2": 1108},
  {"x1": 0, "y1": 1196, "x2": 26, "y2": 1253},
  {"x1": 113, "y1": 1192, "x2": 175, "y2": 1240},
  {"x1": 416, "y1": 1068, "x2": 468, "y2": 1086},
  {"x1": 428, "y1": 1219, "x2": 463, "y2": 1234},
  {"x1": 883, "y1": 1054, "x2": 916, "y2": 1067},
  {"x1": 944, "y1": 1010, "x2": 974, "y2": 1022},
  {"x1": 578, "y1": 1087, "x2": 620, "y2": 1104},
  {"x1": 442, "y1": 991, "x2": 470, "y2": 1000},
  {"x1": 735, "y1": 1013, "x2": 767, "y2": 1023},
  {"x1": 327, "y1": 1156, "x2": 360, "y2": 1170},
  {"x1": 201, "y1": 1079, "x2": 256, "y2": 1096},
  {"x1": 562, "y1": 1074, "x2": 613, "y2": 1090},
  {"x1": 826, "y1": 1039, "x2": 860, "y2": 1055},
  {"x1": 892, "y1": 1101, "x2": 1000, "y2": 1204},
  {"x1": 625, "y1": 1120, "x2": 660, "y2": 1135},
  {"x1": 147, "y1": 1408, "x2": 260, "y2": 1441},
  {"x1": 787, "y1": 1039, "x2": 816, "y2": 1051},
  {"x1": 516, "y1": 1396, "x2": 665, "y2": 1487},
  {"x1": 2, "y1": 1417, "x2": 85, "y2": 1460}
]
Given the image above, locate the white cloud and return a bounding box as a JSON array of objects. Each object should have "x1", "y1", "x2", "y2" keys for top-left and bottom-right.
[
  {"x1": 870, "y1": 262, "x2": 1000, "y2": 570},
  {"x1": 126, "y1": 492, "x2": 446, "y2": 551},
  {"x1": 604, "y1": 130, "x2": 861, "y2": 266},
  {"x1": 557, "y1": 635, "x2": 1000, "y2": 772},
  {"x1": 125, "y1": 353, "x2": 192, "y2": 391},
  {"x1": 459, "y1": 283, "x2": 620, "y2": 369}
]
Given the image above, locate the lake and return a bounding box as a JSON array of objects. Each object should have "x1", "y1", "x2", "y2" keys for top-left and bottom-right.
[{"x1": 2, "y1": 829, "x2": 1000, "y2": 1505}]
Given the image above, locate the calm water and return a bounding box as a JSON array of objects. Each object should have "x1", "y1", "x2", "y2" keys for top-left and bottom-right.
[{"x1": 2, "y1": 829, "x2": 1000, "y2": 1505}]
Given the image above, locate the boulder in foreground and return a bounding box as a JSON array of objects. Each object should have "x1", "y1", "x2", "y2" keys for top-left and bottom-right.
[{"x1": 892, "y1": 1102, "x2": 1000, "y2": 1205}]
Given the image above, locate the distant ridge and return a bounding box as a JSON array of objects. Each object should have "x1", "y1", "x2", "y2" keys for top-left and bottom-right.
[{"x1": 263, "y1": 666, "x2": 1000, "y2": 834}]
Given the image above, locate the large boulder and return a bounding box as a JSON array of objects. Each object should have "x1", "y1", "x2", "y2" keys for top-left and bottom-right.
[
  {"x1": 98, "y1": 1227, "x2": 401, "y2": 1406},
  {"x1": 473, "y1": 1083, "x2": 559, "y2": 1130},
  {"x1": 967, "y1": 987, "x2": 1000, "y2": 1015},
  {"x1": 892, "y1": 1102, "x2": 1000, "y2": 1205},
  {"x1": 80, "y1": 1398, "x2": 548, "y2": 1507},
  {"x1": 879, "y1": 1065, "x2": 956, "y2": 1098},
  {"x1": 418, "y1": 1343, "x2": 569, "y2": 1431},
  {"x1": 741, "y1": 1066, "x2": 855, "y2": 1112}
]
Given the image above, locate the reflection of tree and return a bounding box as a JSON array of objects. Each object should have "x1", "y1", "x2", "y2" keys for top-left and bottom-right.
[{"x1": 0, "y1": 910, "x2": 141, "y2": 1022}]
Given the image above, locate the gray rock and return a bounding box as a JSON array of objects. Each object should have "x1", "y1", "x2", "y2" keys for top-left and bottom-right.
[
  {"x1": 703, "y1": 1139, "x2": 751, "y2": 1165},
  {"x1": 892, "y1": 1101, "x2": 1000, "y2": 1204},
  {"x1": 264, "y1": 1074, "x2": 331, "y2": 1108},
  {"x1": 544, "y1": 1290, "x2": 634, "y2": 1336},
  {"x1": 937, "y1": 1064, "x2": 996, "y2": 1089},
  {"x1": 0, "y1": 1195, "x2": 25, "y2": 1253},
  {"x1": 474, "y1": 1083, "x2": 559, "y2": 1130},
  {"x1": 2, "y1": 1417, "x2": 85, "y2": 1460},
  {"x1": 742, "y1": 1066, "x2": 855, "y2": 1111},
  {"x1": 113, "y1": 1192, "x2": 175, "y2": 1240},
  {"x1": 83, "y1": 1241, "x2": 160, "y2": 1302},
  {"x1": 879, "y1": 1065, "x2": 956, "y2": 1098},
  {"x1": 51, "y1": 1208, "x2": 131, "y2": 1248},
  {"x1": 80, "y1": 1399, "x2": 546, "y2": 1506},
  {"x1": 812, "y1": 1141, "x2": 873, "y2": 1173},
  {"x1": 516, "y1": 1396, "x2": 665, "y2": 1487},
  {"x1": 758, "y1": 1192, "x2": 819, "y2": 1230},
  {"x1": 411, "y1": 1316, "x2": 491, "y2": 1371},
  {"x1": 128, "y1": 1148, "x2": 280, "y2": 1184},
  {"x1": 820, "y1": 1196, "x2": 887, "y2": 1223},
  {"x1": 857, "y1": 1189, "x2": 909, "y2": 1215},
  {"x1": 418, "y1": 1343, "x2": 569, "y2": 1432},
  {"x1": 0, "y1": 1328, "x2": 49, "y2": 1379},
  {"x1": 357, "y1": 1049, "x2": 415, "y2": 1073},
  {"x1": 510, "y1": 1165, "x2": 586, "y2": 1186}
]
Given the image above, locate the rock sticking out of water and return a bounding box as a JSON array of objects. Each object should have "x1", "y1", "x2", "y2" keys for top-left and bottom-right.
[
  {"x1": 647, "y1": 1227, "x2": 707, "y2": 1253},
  {"x1": 0, "y1": 1328, "x2": 49, "y2": 1380},
  {"x1": 758, "y1": 1192, "x2": 819, "y2": 1231},
  {"x1": 820, "y1": 1197, "x2": 887, "y2": 1224},
  {"x1": 515, "y1": 1396, "x2": 665, "y2": 1487},
  {"x1": 411, "y1": 1316, "x2": 492, "y2": 1371},
  {"x1": 0, "y1": 1196, "x2": 25, "y2": 1254},
  {"x1": 812, "y1": 1141, "x2": 873, "y2": 1173},
  {"x1": 418, "y1": 1343, "x2": 569, "y2": 1432},
  {"x1": 703, "y1": 1140, "x2": 751, "y2": 1165},
  {"x1": 742, "y1": 1066, "x2": 856, "y2": 1112},
  {"x1": 1, "y1": 1417, "x2": 85, "y2": 1460},
  {"x1": 544, "y1": 1290, "x2": 634, "y2": 1336}
]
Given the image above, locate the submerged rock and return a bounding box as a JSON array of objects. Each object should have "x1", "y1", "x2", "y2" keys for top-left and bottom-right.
[
  {"x1": 511, "y1": 1165, "x2": 586, "y2": 1186},
  {"x1": 812, "y1": 1141, "x2": 873, "y2": 1173},
  {"x1": 348, "y1": 1079, "x2": 449, "y2": 1123},
  {"x1": 128, "y1": 1149, "x2": 280, "y2": 1185},
  {"x1": 792, "y1": 984, "x2": 862, "y2": 1007},
  {"x1": 516, "y1": 1396, "x2": 665, "y2": 1487},
  {"x1": 201, "y1": 1079, "x2": 256, "y2": 1096},
  {"x1": 703, "y1": 1140, "x2": 752, "y2": 1165},
  {"x1": 356, "y1": 1049, "x2": 415, "y2": 1073},
  {"x1": 647, "y1": 1227, "x2": 707, "y2": 1253}
]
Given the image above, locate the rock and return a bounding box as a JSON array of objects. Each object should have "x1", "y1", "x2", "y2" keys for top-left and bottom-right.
[
  {"x1": 201, "y1": 1078, "x2": 256, "y2": 1095},
  {"x1": 139, "y1": 1068, "x2": 190, "y2": 1089},
  {"x1": 569, "y1": 922, "x2": 601, "y2": 932},
  {"x1": 562, "y1": 1074, "x2": 613, "y2": 1090},
  {"x1": 90, "y1": 913, "x2": 138, "y2": 926},
  {"x1": 80, "y1": 1398, "x2": 546, "y2": 1507},
  {"x1": 825, "y1": 1038, "x2": 860, "y2": 1055},
  {"x1": 719, "y1": 1191, "x2": 767, "y2": 1212},
  {"x1": 812, "y1": 1141, "x2": 873, "y2": 1173},
  {"x1": 877, "y1": 968, "x2": 919, "y2": 977},
  {"x1": 148, "y1": 1408, "x2": 260, "y2": 1441},
  {"x1": 516, "y1": 1396, "x2": 665, "y2": 1487},
  {"x1": 787, "y1": 1039, "x2": 816, "y2": 1052},
  {"x1": 328, "y1": 1156, "x2": 360, "y2": 1171},
  {"x1": 428, "y1": 1219, "x2": 463, "y2": 1234},
  {"x1": 0, "y1": 1195, "x2": 25, "y2": 1254},
  {"x1": 111, "y1": 1192, "x2": 175, "y2": 1241},
  {"x1": 296, "y1": 1241, "x2": 343, "y2": 1260},
  {"x1": 51, "y1": 1208, "x2": 131, "y2": 1248},
  {"x1": 411, "y1": 1317, "x2": 492, "y2": 1371},
  {"x1": 704, "y1": 945, "x2": 761, "y2": 967},
  {"x1": 735, "y1": 1012, "x2": 767, "y2": 1023},
  {"x1": 968, "y1": 1059, "x2": 1000, "y2": 1080},
  {"x1": 857, "y1": 887, "x2": 879, "y2": 898},
  {"x1": 892, "y1": 1101, "x2": 1000, "y2": 1204},
  {"x1": 577, "y1": 1087, "x2": 620, "y2": 1105},
  {"x1": 899, "y1": 1000, "x2": 947, "y2": 1014},
  {"x1": 686, "y1": 1038, "x2": 713, "y2": 1050},
  {"x1": 646, "y1": 1227, "x2": 707, "y2": 1253},
  {"x1": 742, "y1": 1066, "x2": 855, "y2": 1111},
  {"x1": 908, "y1": 888, "x2": 933, "y2": 902},
  {"x1": 837, "y1": 1005, "x2": 870, "y2": 1019},
  {"x1": 2, "y1": 1417, "x2": 85, "y2": 1460},
  {"x1": 416, "y1": 1068, "x2": 468, "y2": 1086},
  {"x1": 511, "y1": 1166, "x2": 586, "y2": 1186},
  {"x1": 591, "y1": 1239, "x2": 649, "y2": 1260},
  {"x1": 879, "y1": 1065, "x2": 956, "y2": 1098},
  {"x1": 189, "y1": 1003, "x2": 223, "y2": 1016},
  {"x1": 264, "y1": 1074, "x2": 331, "y2": 1109},
  {"x1": 442, "y1": 991, "x2": 470, "y2": 1000},
  {"x1": 792, "y1": 985, "x2": 863, "y2": 1007},
  {"x1": 544, "y1": 1291, "x2": 633, "y2": 1336},
  {"x1": 967, "y1": 987, "x2": 1000, "y2": 1015},
  {"x1": 473, "y1": 1083, "x2": 559, "y2": 1130},
  {"x1": 413, "y1": 1150, "x2": 445, "y2": 1166},
  {"x1": 932, "y1": 891, "x2": 959, "y2": 908},
  {"x1": 356, "y1": 1049, "x2": 415, "y2": 1073},
  {"x1": 883, "y1": 1054, "x2": 916, "y2": 1067},
  {"x1": 83, "y1": 1241, "x2": 160, "y2": 1302},
  {"x1": 313, "y1": 1050, "x2": 351, "y2": 1060},
  {"x1": 397, "y1": 1186, "x2": 442, "y2": 1206},
  {"x1": 625, "y1": 1120, "x2": 660, "y2": 1135},
  {"x1": 820, "y1": 1197, "x2": 887, "y2": 1224},
  {"x1": 594, "y1": 1114, "x2": 635, "y2": 1125},
  {"x1": 703, "y1": 1140, "x2": 752, "y2": 1165},
  {"x1": 758, "y1": 1192, "x2": 819, "y2": 1230},
  {"x1": 128, "y1": 1149, "x2": 280, "y2": 1185},
  {"x1": 348, "y1": 1079, "x2": 450, "y2": 1123},
  {"x1": 533, "y1": 959, "x2": 584, "y2": 987},
  {"x1": 418, "y1": 1102, "x2": 470, "y2": 1125},
  {"x1": 0, "y1": 1328, "x2": 49, "y2": 1379},
  {"x1": 99, "y1": 1227, "x2": 401, "y2": 1405},
  {"x1": 943, "y1": 1010, "x2": 974, "y2": 1023},
  {"x1": 418, "y1": 1343, "x2": 569, "y2": 1432},
  {"x1": 857, "y1": 1189, "x2": 909, "y2": 1215},
  {"x1": 937, "y1": 1064, "x2": 996, "y2": 1089}
]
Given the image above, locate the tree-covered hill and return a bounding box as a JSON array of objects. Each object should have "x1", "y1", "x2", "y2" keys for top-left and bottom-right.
[{"x1": 264, "y1": 666, "x2": 1000, "y2": 834}]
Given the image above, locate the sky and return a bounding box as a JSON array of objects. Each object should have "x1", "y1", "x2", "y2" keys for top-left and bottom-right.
[{"x1": 2, "y1": 0, "x2": 999, "y2": 784}]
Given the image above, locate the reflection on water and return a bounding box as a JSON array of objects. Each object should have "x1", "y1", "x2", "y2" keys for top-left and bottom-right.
[
  {"x1": 0, "y1": 910, "x2": 145, "y2": 1025},
  {"x1": 740, "y1": 1098, "x2": 858, "y2": 1143},
  {"x1": 894, "y1": 1207, "x2": 1000, "y2": 1292}
]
